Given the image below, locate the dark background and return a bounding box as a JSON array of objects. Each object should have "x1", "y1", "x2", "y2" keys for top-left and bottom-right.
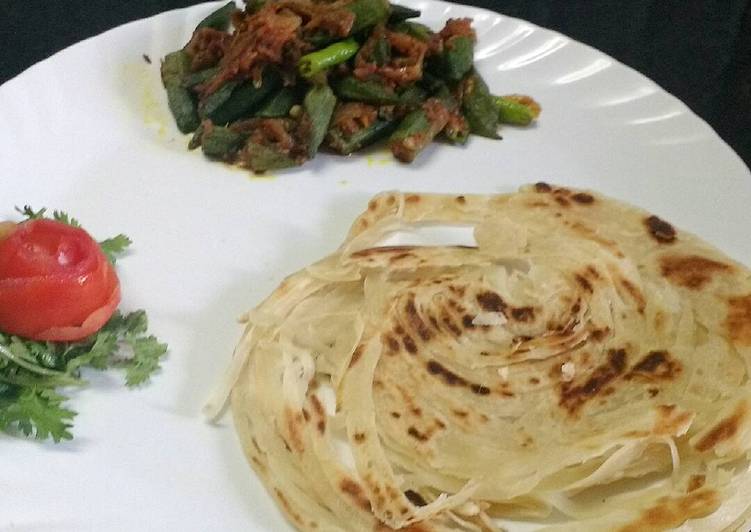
[{"x1": 1, "y1": 0, "x2": 749, "y2": 167}]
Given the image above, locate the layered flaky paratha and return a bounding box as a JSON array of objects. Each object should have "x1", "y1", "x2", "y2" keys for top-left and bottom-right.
[{"x1": 209, "y1": 185, "x2": 751, "y2": 531}]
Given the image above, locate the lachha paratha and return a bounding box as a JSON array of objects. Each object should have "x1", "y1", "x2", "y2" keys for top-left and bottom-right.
[{"x1": 210, "y1": 184, "x2": 751, "y2": 531}]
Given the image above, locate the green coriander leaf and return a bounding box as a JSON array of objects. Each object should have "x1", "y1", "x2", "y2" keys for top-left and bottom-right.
[
  {"x1": 14, "y1": 205, "x2": 46, "y2": 220},
  {"x1": 121, "y1": 310, "x2": 148, "y2": 336},
  {"x1": 98, "y1": 234, "x2": 132, "y2": 264},
  {"x1": 65, "y1": 331, "x2": 118, "y2": 373},
  {"x1": 121, "y1": 336, "x2": 168, "y2": 387},
  {"x1": 52, "y1": 210, "x2": 80, "y2": 227},
  {"x1": 0, "y1": 387, "x2": 75, "y2": 442}
]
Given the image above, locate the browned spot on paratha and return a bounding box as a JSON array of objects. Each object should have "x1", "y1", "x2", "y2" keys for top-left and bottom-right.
[
  {"x1": 407, "y1": 426, "x2": 429, "y2": 442},
  {"x1": 351, "y1": 245, "x2": 416, "y2": 258},
  {"x1": 726, "y1": 294, "x2": 751, "y2": 345},
  {"x1": 284, "y1": 407, "x2": 305, "y2": 452},
  {"x1": 510, "y1": 306, "x2": 535, "y2": 322},
  {"x1": 620, "y1": 278, "x2": 646, "y2": 313},
  {"x1": 652, "y1": 404, "x2": 694, "y2": 436},
  {"x1": 274, "y1": 488, "x2": 304, "y2": 525},
  {"x1": 476, "y1": 291, "x2": 506, "y2": 312},
  {"x1": 405, "y1": 298, "x2": 432, "y2": 341},
  {"x1": 401, "y1": 334, "x2": 417, "y2": 354},
  {"x1": 560, "y1": 349, "x2": 627, "y2": 414},
  {"x1": 349, "y1": 344, "x2": 365, "y2": 367},
  {"x1": 645, "y1": 215, "x2": 677, "y2": 244},
  {"x1": 626, "y1": 350, "x2": 682, "y2": 382},
  {"x1": 660, "y1": 254, "x2": 732, "y2": 289},
  {"x1": 694, "y1": 401, "x2": 748, "y2": 452},
  {"x1": 617, "y1": 489, "x2": 720, "y2": 532},
  {"x1": 571, "y1": 192, "x2": 594, "y2": 204},
  {"x1": 426, "y1": 360, "x2": 467, "y2": 387},
  {"x1": 687, "y1": 475, "x2": 706, "y2": 493},
  {"x1": 339, "y1": 478, "x2": 372, "y2": 511},
  {"x1": 575, "y1": 274, "x2": 593, "y2": 293}
]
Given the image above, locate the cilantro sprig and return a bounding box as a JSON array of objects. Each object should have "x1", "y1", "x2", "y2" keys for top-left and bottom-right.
[{"x1": 0, "y1": 208, "x2": 167, "y2": 443}]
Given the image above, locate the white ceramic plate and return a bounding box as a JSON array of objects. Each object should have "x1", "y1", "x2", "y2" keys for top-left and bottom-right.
[{"x1": 2, "y1": 1, "x2": 749, "y2": 530}]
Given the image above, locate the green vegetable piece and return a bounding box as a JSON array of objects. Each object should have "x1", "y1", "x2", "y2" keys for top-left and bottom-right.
[
  {"x1": 299, "y1": 39, "x2": 360, "y2": 78},
  {"x1": 348, "y1": 0, "x2": 391, "y2": 34},
  {"x1": 434, "y1": 36, "x2": 474, "y2": 81},
  {"x1": 241, "y1": 142, "x2": 298, "y2": 173},
  {"x1": 200, "y1": 68, "x2": 282, "y2": 125},
  {"x1": 461, "y1": 70, "x2": 500, "y2": 139},
  {"x1": 419, "y1": 71, "x2": 444, "y2": 93},
  {"x1": 196, "y1": 1, "x2": 237, "y2": 31},
  {"x1": 334, "y1": 77, "x2": 400, "y2": 105},
  {"x1": 166, "y1": 85, "x2": 201, "y2": 133},
  {"x1": 493, "y1": 95, "x2": 540, "y2": 126},
  {"x1": 245, "y1": 0, "x2": 267, "y2": 13},
  {"x1": 328, "y1": 119, "x2": 396, "y2": 155},
  {"x1": 199, "y1": 81, "x2": 238, "y2": 120},
  {"x1": 188, "y1": 122, "x2": 205, "y2": 150},
  {"x1": 431, "y1": 86, "x2": 468, "y2": 144},
  {"x1": 303, "y1": 84, "x2": 338, "y2": 157},
  {"x1": 389, "y1": 99, "x2": 449, "y2": 162},
  {"x1": 373, "y1": 34, "x2": 391, "y2": 66},
  {"x1": 201, "y1": 126, "x2": 247, "y2": 159},
  {"x1": 398, "y1": 84, "x2": 428, "y2": 109},
  {"x1": 160, "y1": 50, "x2": 190, "y2": 86},
  {"x1": 389, "y1": 109, "x2": 430, "y2": 162},
  {"x1": 161, "y1": 50, "x2": 200, "y2": 133},
  {"x1": 392, "y1": 21, "x2": 433, "y2": 42},
  {"x1": 388, "y1": 4, "x2": 421, "y2": 23},
  {"x1": 182, "y1": 66, "x2": 219, "y2": 89},
  {"x1": 444, "y1": 115, "x2": 470, "y2": 144},
  {"x1": 255, "y1": 87, "x2": 299, "y2": 118}
]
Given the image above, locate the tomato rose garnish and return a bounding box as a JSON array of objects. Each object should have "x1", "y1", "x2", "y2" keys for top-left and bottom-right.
[{"x1": 0, "y1": 219, "x2": 121, "y2": 342}]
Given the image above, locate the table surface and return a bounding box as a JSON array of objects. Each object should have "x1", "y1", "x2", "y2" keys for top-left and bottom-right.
[{"x1": 1, "y1": 0, "x2": 749, "y2": 167}]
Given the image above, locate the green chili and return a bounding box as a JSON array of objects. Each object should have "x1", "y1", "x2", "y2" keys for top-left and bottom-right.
[{"x1": 298, "y1": 39, "x2": 360, "y2": 78}]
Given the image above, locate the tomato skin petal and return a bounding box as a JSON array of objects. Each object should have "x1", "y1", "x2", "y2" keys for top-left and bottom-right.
[
  {"x1": 35, "y1": 283, "x2": 121, "y2": 342},
  {"x1": 0, "y1": 219, "x2": 121, "y2": 341}
]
